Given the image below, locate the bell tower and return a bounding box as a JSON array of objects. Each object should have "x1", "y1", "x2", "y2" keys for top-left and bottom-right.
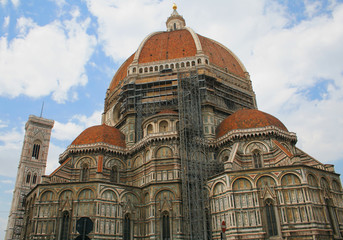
[{"x1": 5, "y1": 115, "x2": 54, "y2": 240}]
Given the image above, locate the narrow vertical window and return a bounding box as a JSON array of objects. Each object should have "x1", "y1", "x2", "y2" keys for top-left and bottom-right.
[
  {"x1": 123, "y1": 214, "x2": 130, "y2": 240},
  {"x1": 253, "y1": 151, "x2": 262, "y2": 168},
  {"x1": 265, "y1": 199, "x2": 278, "y2": 236},
  {"x1": 110, "y1": 166, "x2": 118, "y2": 183},
  {"x1": 60, "y1": 211, "x2": 70, "y2": 240},
  {"x1": 81, "y1": 163, "x2": 89, "y2": 182},
  {"x1": 26, "y1": 173, "x2": 31, "y2": 184},
  {"x1": 162, "y1": 211, "x2": 170, "y2": 240},
  {"x1": 32, "y1": 144, "x2": 40, "y2": 159},
  {"x1": 32, "y1": 174, "x2": 37, "y2": 184}
]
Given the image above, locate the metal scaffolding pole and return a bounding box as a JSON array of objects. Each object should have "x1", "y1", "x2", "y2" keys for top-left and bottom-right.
[{"x1": 178, "y1": 70, "x2": 211, "y2": 240}]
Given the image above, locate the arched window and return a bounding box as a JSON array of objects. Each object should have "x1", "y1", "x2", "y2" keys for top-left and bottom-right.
[
  {"x1": 213, "y1": 182, "x2": 224, "y2": 196},
  {"x1": 232, "y1": 178, "x2": 252, "y2": 191},
  {"x1": 159, "y1": 121, "x2": 168, "y2": 132},
  {"x1": 320, "y1": 178, "x2": 330, "y2": 190},
  {"x1": 123, "y1": 214, "x2": 131, "y2": 240},
  {"x1": 253, "y1": 150, "x2": 262, "y2": 168},
  {"x1": 162, "y1": 211, "x2": 170, "y2": 240},
  {"x1": 32, "y1": 143, "x2": 40, "y2": 159},
  {"x1": 281, "y1": 174, "x2": 301, "y2": 186},
  {"x1": 181, "y1": 62, "x2": 185, "y2": 68},
  {"x1": 147, "y1": 124, "x2": 153, "y2": 135},
  {"x1": 32, "y1": 174, "x2": 37, "y2": 184},
  {"x1": 149, "y1": 66, "x2": 153, "y2": 72},
  {"x1": 155, "y1": 66, "x2": 158, "y2": 71},
  {"x1": 26, "y1": 173, "x2": 31, "y2": 184},
  {"x1": 308, "y1": 174, "x2": 318, "y2": 187},
  {"x1": 156, "y1": 147, "x2": 172, "y2": 158},
  {"x1": 257, "y1": 176, "x2": 276, "y2": 189},
  {"x1": 265, "y1": 199, "x2": 278, "y2": 237},
  {"x1": 81, "y1": 163, "x2": 89, "y2": 182},
  {"x1": 110, "y1": 166, "x2": 118, "y2": 183},
  {"x1": 133, "y1": 67, "x2": 136, "y2": 73},
  {"x1": 197, "y1": 58, "x2": 202, "y2": 64},
  {"x1": 176, "y1": 63, "x2": 179, "y2": 68},
  {"x1": 60, "y1": 211, "x2": 70, "y2": 240},
  {"x1": 191, "y1": 61, "x2": 195, "y2": 66}
]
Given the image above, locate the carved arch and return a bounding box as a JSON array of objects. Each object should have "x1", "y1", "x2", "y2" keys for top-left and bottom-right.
[
  {"x1": 75, "y1": 156, "x2": 96, "y2": 168},
  {"x1": 244, "y1": 141, "x2": 269, "y2": 154}
]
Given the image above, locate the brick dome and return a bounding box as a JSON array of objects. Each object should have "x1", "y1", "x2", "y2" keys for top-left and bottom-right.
[
  {"x1": 108, "y1": 29, "x2": 247, "y2": 93},
  {"x1": 71, "y1": 124, "x2": 126, "y2": 148},
  {"x1": 216, "y1": 109, "x2": 288, "y2": 138}
]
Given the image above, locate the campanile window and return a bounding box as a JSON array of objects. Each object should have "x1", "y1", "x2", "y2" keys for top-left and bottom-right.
[{"x1": 32, "y1": 144, "x2": 40, "y2": 159}]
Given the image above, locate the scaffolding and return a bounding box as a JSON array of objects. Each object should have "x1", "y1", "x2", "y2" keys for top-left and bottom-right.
[
  {"x1": 177, "y1": 70, "x2": 212, "y2": 239},
  {"x1": 117, "y1": 68, "x2": 254, "y2": 239}
]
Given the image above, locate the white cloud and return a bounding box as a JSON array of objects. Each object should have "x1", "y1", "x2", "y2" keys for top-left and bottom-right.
[
  {"x1": 0, "y1": 13, "x2": 97, "y2": 103},
  {"x1": 0, "y1": 180, "x2": 13, "y2": 184},
  {"x1": 246, "y1": 3, "x2": 343, "y2": 162},
  {"x1": 0, "y1": 0, "x2": 7, "y2": 7},
  {"x1": 304, "y1": 0, "x2": 322, "y2": 18},
  {"x1": 86, "y1": 0, "x2": 171, "y2": 62},
  {"x1": 50, "y1": 0, "x2": 66, "y2": 8},
  {"x1": 10, "y1": 0, "x2": 19, "y2": 8},
  {"x1": 5, "y1": 189, "x2": 13, "y2": 194},
  {"x1": 0, "y1": 127, "x2": 23, "y2": 177},
  {"x1": 3, "y1": 16, "x2": 9, "y2": 29},
  {"x1": 53, "y1": 110, "x2": 102, "y2": 141},
  {"x1": 0, "y1": 120, "x2": 8, "y2": 129},
  {"x1": 46, "y1": 143, "x2": 65, "y2": 175}
]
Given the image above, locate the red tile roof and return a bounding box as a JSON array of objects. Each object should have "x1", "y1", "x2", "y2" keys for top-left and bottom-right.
[
  {"x1": 109, "y1": 53, "x2": 135, "y2": 92},
  {"x1": 108, "y1": 29, "x2": 247, "y2": 93},
  {"x1": 216, "y1": 109, "x2": 288, "y2": 138},
  {"x1": 71, "y1": 124, "x2": 126, "y2": 148},
  {"x1": 197, "y1": 34, "x2": 245, "y2": 78},
  {"x1": 138, "y1": 29, "x2": 197, "y2": 63}
]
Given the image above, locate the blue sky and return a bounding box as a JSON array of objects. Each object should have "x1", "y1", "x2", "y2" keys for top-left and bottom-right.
[{"x1": 1, "y1": 0, "x2": 343, "y2": 237}]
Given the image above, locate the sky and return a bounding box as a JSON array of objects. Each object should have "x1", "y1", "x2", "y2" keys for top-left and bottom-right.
[{"x1": 0, "y1": 0, "x2": 343, "y2": 237}]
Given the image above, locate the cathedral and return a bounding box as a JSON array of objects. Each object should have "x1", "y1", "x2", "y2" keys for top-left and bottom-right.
[{"x1": 6, "y1": 5, "x2": 343, "y2": 240}]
